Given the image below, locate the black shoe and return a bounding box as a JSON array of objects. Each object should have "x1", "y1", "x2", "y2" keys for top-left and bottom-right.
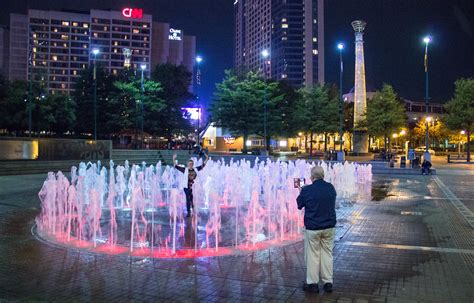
[
  {"x1": 303, "y1": 283, "x2": 319, "y2": 293},
  {"x1": 323, "y1": 283, "x2": 333, "y2": 293}
]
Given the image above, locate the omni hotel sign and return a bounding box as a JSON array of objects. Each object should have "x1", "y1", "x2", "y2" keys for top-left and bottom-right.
[
  {"x1": 169, "y1": 28, "x2": 182, "y2": 41},
  {"x1": 121, "y1": 8, "x2": 144, "y2": 19}
]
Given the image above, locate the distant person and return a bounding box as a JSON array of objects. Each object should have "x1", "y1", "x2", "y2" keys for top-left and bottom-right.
[
  {"x1": 412, "y1": 156, "x2": 420, "y2": 168},
  {"x1": 173, "y1": 153, "x2": 209, "y2": 217},
  {"x1": 296, "y1": 166, "x2": 337, "y2": 294},
  {"x1": 421, "y1": 159, "x2": 432, "y2": 175}
]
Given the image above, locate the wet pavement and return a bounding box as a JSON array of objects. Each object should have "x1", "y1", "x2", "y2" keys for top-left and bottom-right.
[{"x1": 0, "y1": 171, "x2": 473, "y2": 302}]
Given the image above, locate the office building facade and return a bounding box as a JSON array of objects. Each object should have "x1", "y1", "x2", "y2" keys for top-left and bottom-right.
[
  {"x1": 5, "y1": 8, "x2": 195, "y2": 94},
  {"x1": 234, "y1": 0, "x2": 324, "y2": 87},
  {"x1": 0, "y1": 26, "x2": 8, "y2": 76}
]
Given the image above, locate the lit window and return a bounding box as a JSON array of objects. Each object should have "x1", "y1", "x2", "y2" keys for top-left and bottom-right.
[
  {"x1": 282, "y1": 37, "x2": 287, "y2": 41},
  {"x1": 93, "y1": 32, "x2": 98, "y2": 38},
  {"x1": 52, "y1": 55, "x2": 58, "y2": 61},
  {"x1": 61, "y1": 34, "x2": 69, "y2": 40},
  {"x1": 281, "y1": 23, "x2": 288, "y2": 28},
  {"x1": 142, "y1": 24, "x2": 148, "y2": 28},
  {"x1": 312, "y1": 49, "x2": 318, "y2": 55},
  {"x1": 104, "y1": 26, "x2": 108, "y2": 31},
  {"x1": 282, "y1": 18, "x2": 287, "y2": 22},
  {"x1": 281, "y1": 74, "x2": 287, "y2": 79},
  {"x1": 133, "y1": 29, "x2": 140, "y2": 34},
  {"x1": 113, "y1": 41, "x2": 118, "y2": 46},
  {"x1": 83, "y1": 23, "x2": 89, "y2": 28},
  {"x1": 53, "y1": 28, "x2": 58, "y2": 32},
  {"x1": 72, "y1": 22, "x2": 78, "y2": 27},
  {"x1": 313, "y1": 19, "x2": 317, "y2": 24},
  {"x1": 62, "y1": 21, "x2": 69, "y2": 26},
  {"x1": 72, "y1": 70, "x2": 77, "y2": 75},
  {"x1": 312, "y1": 37, "x2": 317, "y2": 42},
  {"x1": 61, "y1": 83, "x2": 66, "y2": 89}
]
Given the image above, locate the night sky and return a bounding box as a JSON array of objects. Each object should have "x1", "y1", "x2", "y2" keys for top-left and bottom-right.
[{"x1": 2, "y1": 0, "x2": 474, "y2": 106}]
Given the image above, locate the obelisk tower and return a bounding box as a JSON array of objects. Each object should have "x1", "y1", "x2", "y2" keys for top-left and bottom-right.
[{"x1": 351, "y1": 20, "x2": 369, "y2": 154}]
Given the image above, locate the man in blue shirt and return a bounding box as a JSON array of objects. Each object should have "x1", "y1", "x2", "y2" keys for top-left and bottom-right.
[{"x1": 297, "y1": 165, "x2": 337, "y2": 293}]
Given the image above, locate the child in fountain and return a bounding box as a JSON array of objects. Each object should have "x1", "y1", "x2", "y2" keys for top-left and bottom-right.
[
  {"x1": 296, "y1": 166, "x2": 336, "y2": 294},
  {"x1": 173, "y1": 153, "x2": 209, "y2": 217}
]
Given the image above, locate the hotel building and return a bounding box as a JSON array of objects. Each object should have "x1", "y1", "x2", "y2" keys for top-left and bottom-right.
[
  {"x1": 234, "y1": 0, "x2": 325, "y2": 87},
  {"x1": 5, "y1": 8, "x2": 196, "y2": 94}
]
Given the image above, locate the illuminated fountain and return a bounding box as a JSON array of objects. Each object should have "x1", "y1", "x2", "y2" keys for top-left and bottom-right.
[{"x1": 35, "y1": 159, "x2": 372, "y2": 258}]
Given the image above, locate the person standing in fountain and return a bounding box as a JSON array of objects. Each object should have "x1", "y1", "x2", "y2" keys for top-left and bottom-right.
[
  {"x1": 297, "y1": 166, "x2": 336, "y2": 294},
  {"x1": 173, "y1": 153, "x2": 209, "y2": 217}
]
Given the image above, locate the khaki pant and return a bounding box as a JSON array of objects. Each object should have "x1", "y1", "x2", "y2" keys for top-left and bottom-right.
[{"x1": 304, "y1": 227, "x2": 335, "y2": 284}]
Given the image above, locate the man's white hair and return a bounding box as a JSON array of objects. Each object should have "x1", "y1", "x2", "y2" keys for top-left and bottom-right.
[{"x1": 311, "y1": 166, "x2": 325, "y2": 181}]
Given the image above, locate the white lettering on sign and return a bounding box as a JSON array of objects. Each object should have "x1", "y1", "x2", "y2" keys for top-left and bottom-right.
[
  {"x1": 169, "y1": 28, "x2": 182, "y2": 41},
  {"x1": 223, "y1": 137, "x2": 236, "y2": 145}
]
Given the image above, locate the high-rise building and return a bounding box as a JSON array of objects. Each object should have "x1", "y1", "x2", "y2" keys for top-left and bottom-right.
[
  {"x1": 233, "y1": 0, "x2": 324, "y2": 87},
  {"x1": 0, "y1": 26, "x2": 9, "y2": 76},
  {"x1": 5, "y1": 8, "x2": 196, "y2": 94}
]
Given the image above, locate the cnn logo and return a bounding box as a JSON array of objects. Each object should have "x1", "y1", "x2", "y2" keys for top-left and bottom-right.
[{"x1": 122, "y1": 8, "x2": 143, "y2": 19}]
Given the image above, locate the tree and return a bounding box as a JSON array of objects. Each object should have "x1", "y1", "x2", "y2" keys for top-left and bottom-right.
[
  {"x1": 0, "y1": 78, "x2": 27, "y2": 132},
  {"x1": 444, "y1": 78, "x2": 474, "y2": 162},
  {"x1": 40, "y1": 94, "x2": 76, "y2": 135},
  {"x1": 364, "y1": 84, "x2": 406, "y2": 152},
  {"x1": 151, "y1": 63, "x2": 194, "y2": 141},
  {"x1": 111, "y1": 71, "x2": 164, "y2": 137},
  {"x1": 413, "y1": 119, "x2": 449, "y2": 148},
  {"x1": 293, "y1": 84, "x2": 339, "y2": 155},
  {"x1": 72, "y1": 65, "x2": 116, "y2": 137},
  {"x1": 211, "y1": 70, "x2": 282, "y2": 152},
  {"x1": 268, "y1": 81, "x2": 298, "y2": 139}
]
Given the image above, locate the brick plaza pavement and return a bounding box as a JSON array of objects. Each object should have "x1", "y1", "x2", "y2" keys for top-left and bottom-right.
[{"x1": 0, "y1": 170, "x2": 473, "y2": 302}]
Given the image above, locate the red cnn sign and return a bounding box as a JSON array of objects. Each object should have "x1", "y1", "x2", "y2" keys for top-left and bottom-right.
[{"x1": 122, "y1": 8, "x2": 143, "y2": 19}]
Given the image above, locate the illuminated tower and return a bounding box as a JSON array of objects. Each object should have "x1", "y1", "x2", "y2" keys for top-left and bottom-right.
[{"x1": 351, "y1": 20, "x2": 369, "y2": 154}]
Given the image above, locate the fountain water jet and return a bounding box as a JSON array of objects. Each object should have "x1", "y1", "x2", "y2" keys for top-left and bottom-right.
[{"x1": 35, "y1": 159, "x2": 372, "y2": 258}]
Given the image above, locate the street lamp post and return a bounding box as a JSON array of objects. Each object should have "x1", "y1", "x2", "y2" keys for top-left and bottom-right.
[
  {"x1": 92, "y1": 48, "x2": 100, "y2": 141},
  {"x1": 195, "y1": 55, "x2": 203, "y2": 147},
  {"x1": 337, "y1": 43, "x2": 345, "y2": 161},
  {"x1": 423, "y1": 36, "x2": 431, "y2": 161},
  {"x1": 261, "y1": 49, "x2": 270, "y2": 153},
  {"x1": 140, "y1": 64, "x2": 146, "y2": 149}
]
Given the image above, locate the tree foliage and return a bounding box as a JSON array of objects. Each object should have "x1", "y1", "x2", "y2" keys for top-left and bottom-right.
[
  {"x1": 72, "y1": 65, "x2": 116, "y2": 136},
  {"x1": 151, "y1": 63, "x2": 194, "y2": 139},
  {"x1": 111, "y1": 72, "x2": 164, "y2": 134},
  {"x1": 444, "y1": 78, "x2": 474, "y2": 161},
  {"x1": 211, "y1": 70, "x2": 283, "y2": 150},
  {"x1": 292, "y1": 84, "x2": 339, "y2": 153},
  {"x1": 39, "y1": 94, "x2": 76, "y2": 134},
  {"x1": 365, "y1": 84, "x2": 407, "y2": 150},
  {"x1": 294, "y1": 84, "x2": 339, "y2": 134}
]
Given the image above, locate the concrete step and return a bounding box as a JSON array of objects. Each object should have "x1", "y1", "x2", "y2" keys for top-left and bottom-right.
[{"x1": 372, "y1": 167, "x2": 437, "y2": 175}]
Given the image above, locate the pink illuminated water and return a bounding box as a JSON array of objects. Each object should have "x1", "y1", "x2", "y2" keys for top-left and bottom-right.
[{"x1": 35, "y1": 159, "x2": 372, "y2": 258}]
